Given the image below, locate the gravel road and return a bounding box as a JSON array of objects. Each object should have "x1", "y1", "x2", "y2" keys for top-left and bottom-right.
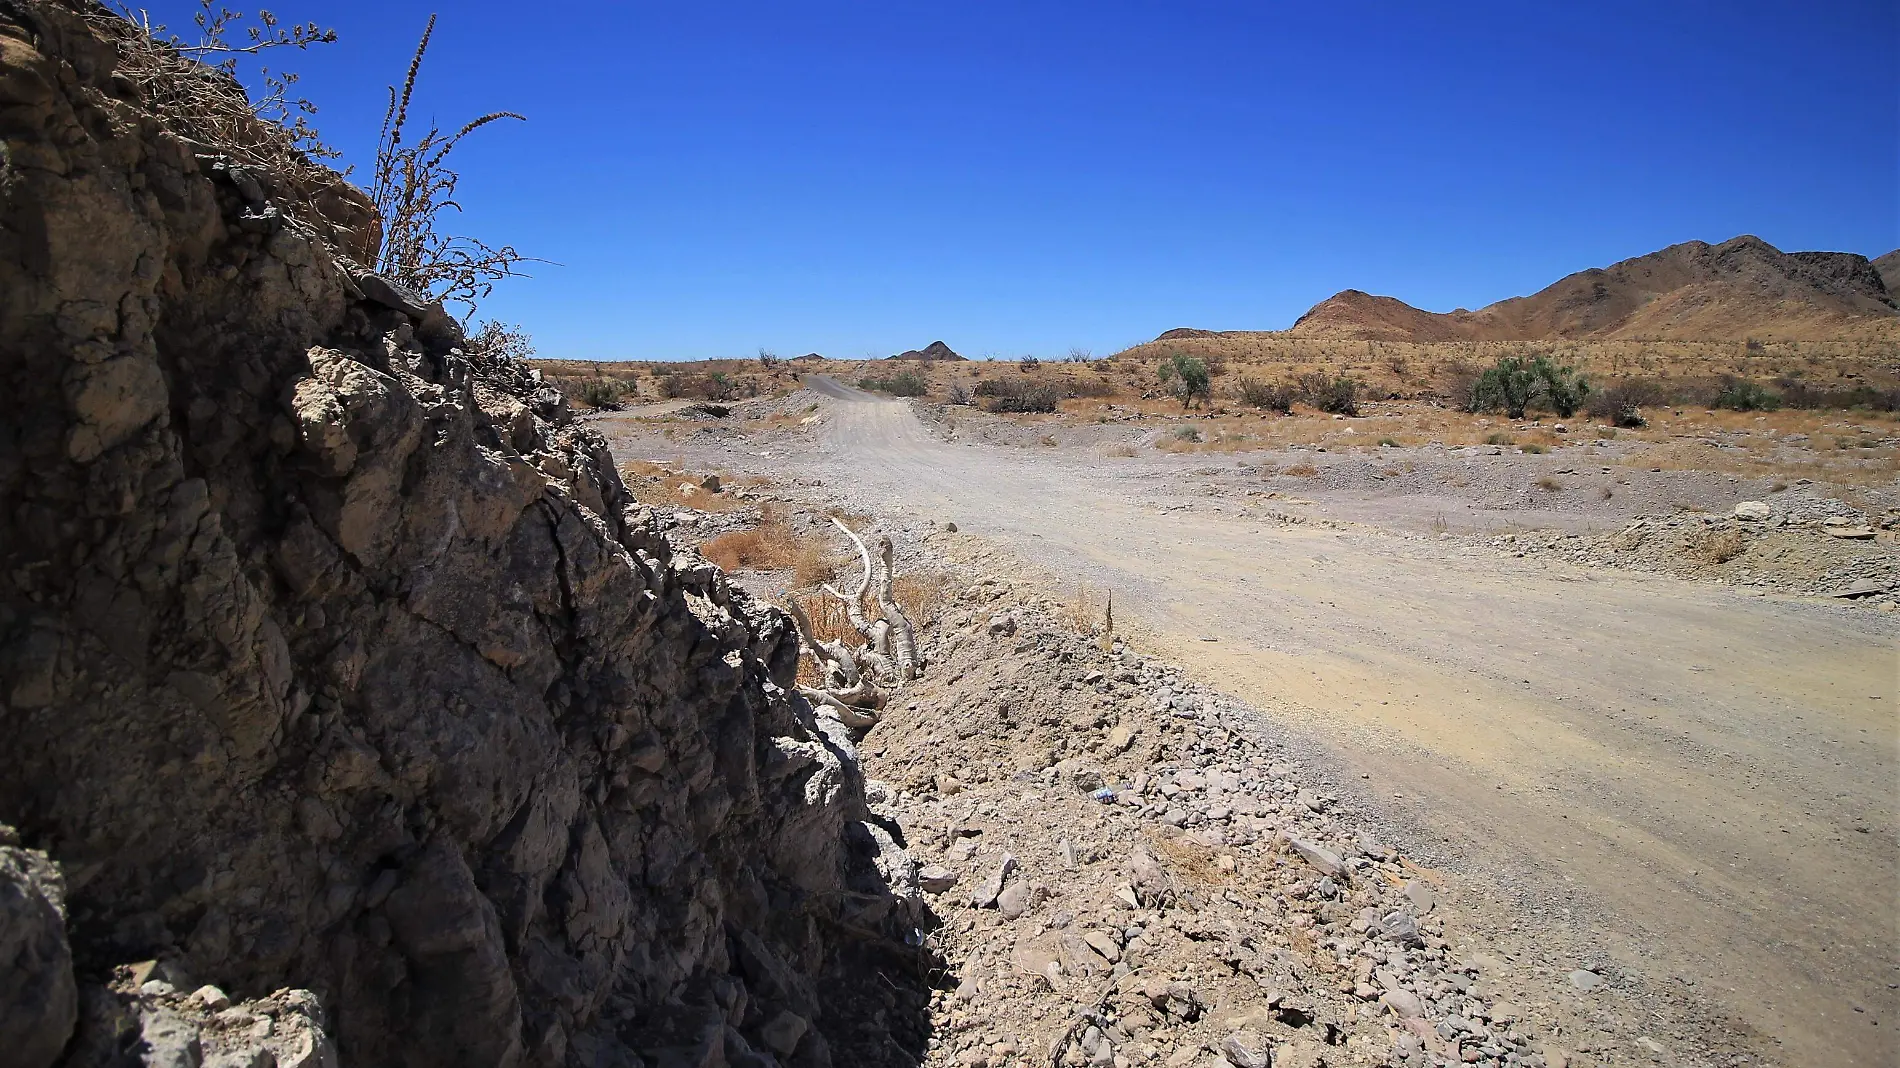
[{"x1": 787, "y1": 376, "x2": 1898, "y2": 1068}]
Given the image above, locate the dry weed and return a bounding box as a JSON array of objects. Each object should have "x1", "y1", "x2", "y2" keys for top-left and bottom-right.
[
  {"x1": 1147, "y1": 829, "x2": 1232, "y2": 888},
  {"x1": 700, "y1": 522, "x2": 836, "y2": 585},
  {"x1": 1690, "y1": 528, "x2": 1747, "y2": 564}
]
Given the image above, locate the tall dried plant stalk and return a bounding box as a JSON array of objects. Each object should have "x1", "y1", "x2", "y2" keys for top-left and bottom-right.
[{"x1": 371, "y1": 14, "x2": 534, "y2": 316}]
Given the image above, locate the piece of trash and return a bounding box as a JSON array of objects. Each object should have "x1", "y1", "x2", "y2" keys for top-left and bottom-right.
[{"x1": 1090, "y1": 788, "x2": 1117, "y2": 803}]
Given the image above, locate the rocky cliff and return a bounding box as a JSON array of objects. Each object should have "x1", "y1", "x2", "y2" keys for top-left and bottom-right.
[{"x1": 0, "y1": 2, "x2": 909, "y2": 1065}]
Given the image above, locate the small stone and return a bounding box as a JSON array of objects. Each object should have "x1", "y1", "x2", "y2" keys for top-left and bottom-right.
[
  {"x1": 1567, "y1": 969, "x2": 1603, "y2": 991},
  {"x1": 190, "y1": 985, "x2": 232, "y2": 1011},
  {"x1": 997, "y1": 881, "x2": 1034, "y2": 919},
  {"x1": 1403, "y1": 879, "x2": 1437, "y2": 914},
  {"x1": 1082, "y1": 930, "x2": 1122, "y2": 962},
  {"x1": 1732, "y1": 501, "x2": 1770, "y2": 521},
  {"x1": 917, "y1": 865, "x2": 959, "y2": 893}
]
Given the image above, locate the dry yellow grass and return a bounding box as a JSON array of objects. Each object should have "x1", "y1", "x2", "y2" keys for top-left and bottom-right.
[{"x1": 700, "y1": 522, "x2": 837, "y2": 586}]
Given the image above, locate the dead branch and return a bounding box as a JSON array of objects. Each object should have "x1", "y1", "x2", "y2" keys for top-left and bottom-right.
[{"x1": 783, "y1": 520, "x2": 929, "y2": 728}]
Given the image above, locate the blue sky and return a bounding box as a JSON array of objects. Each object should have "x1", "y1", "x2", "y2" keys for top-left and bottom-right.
[{"x1": 150, "y1": 0, "x2": 1895, "y2": 360}]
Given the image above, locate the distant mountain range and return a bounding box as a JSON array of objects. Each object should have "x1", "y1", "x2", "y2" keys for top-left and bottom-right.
[{"x1": 1175, "y1": 237, "x2": 1899, "y2": 343}]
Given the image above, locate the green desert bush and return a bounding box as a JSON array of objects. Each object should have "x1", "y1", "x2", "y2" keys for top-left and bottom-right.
[{"x1": 1159, "y1": 353, "x2": 1213, "y2": 408}]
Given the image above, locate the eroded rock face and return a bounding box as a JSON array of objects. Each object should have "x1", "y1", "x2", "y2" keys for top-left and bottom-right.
[{"x1": 0, "y1": 3, "x2": 888, "y2": 1064}]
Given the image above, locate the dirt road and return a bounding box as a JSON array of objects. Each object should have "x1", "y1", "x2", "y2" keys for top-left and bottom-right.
[{"x1": 800, "y1": 377, "x2": 1898, "y2": 1067}]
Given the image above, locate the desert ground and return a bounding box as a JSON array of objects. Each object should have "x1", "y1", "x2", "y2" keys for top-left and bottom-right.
[{"x1": 587, "y1": 373, "x2": 1898, "y2": 1068}]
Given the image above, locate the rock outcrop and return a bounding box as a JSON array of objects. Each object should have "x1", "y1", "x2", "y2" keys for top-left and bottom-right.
[{"x1": 0, "y1": 2, "x2": 904, "y2": 1065}]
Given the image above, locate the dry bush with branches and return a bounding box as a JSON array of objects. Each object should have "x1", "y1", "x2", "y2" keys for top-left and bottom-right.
[
  {"x1": 371, "y1": 14, "x2": 533, "y2": 314},
  {"x1": 82, "y1": 2, "x2": 340, "y2": 188}
]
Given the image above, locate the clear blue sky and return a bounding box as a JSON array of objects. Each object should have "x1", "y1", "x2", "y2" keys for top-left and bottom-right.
[{"x1": 150, "y1": 0, "x2": 1895, "y2": 360}]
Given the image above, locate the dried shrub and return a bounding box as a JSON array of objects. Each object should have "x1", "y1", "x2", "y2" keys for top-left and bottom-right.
[
  {"x1": 82, "y1": 2, "x2": 344, "y2": 214},
  {"x1": 892, "y1": 570, "x2": 953, "y2": 628},
  {"x1": 1237, "y1": 378, "x2": 1295, "y2": 413},
  {"x1": 1690, "y1": 528, "x2": 1746, "y2": 564},
  {"x1": 1295, "y1": 372, "x2": 1360, "y2": 415},
  {"x1": 975, "y1": 380, "x2": 1059, "y2": 413},
  {"x1": 700, "y1": 522, "x2": 837, "y2": 586},
  {"x1": 858, "y1": 370, "x2": 929, "y2": 397},
  {"x1": 1284, "y1": 462, "x2": 1319, "y2": 477},
  {"x1": 371, "y1": 15, "x2": 533, "y2": 314},
  {"x1": 1584, "y1": 379, "x2": 1662, "y2": 426}
]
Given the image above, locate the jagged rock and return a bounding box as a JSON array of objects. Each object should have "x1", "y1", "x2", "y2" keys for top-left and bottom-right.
[
  {"x1": 0, "y1": 827, "x2": 76, "y2": 1068},
  {"x1": 0, "y1": 5, "x2": 902, "y2": 1065}
]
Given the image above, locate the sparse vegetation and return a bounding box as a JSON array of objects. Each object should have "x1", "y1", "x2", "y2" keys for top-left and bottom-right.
[
  {"x1": 858, "y1": 370, "x2": 930, "y2": 397},
  {"x1": 1295, "y1": 372, "x2": 1360, "y2": 415},
  {"x1": 85, "y1": 1, "x2": 342, "y2": 202},
  {"x1": 1535, "y1": 476, "x2": 1562, "y2": 491},
  {"x1": 1237, "y1": 378, "x2": 1296, "y2": 413},
  {"x1": 701, "y1": 521, "x2": 837, "y2": 587},
  {"x1": 1712, "y1": 377, "x2": 1780, "y2": 411},
  {"x1": 974, "y1": 379, "x2": 1059, "y2": 413}
]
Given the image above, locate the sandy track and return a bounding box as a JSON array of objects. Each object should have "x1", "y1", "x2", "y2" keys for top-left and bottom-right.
[{"x1": 802, "y1": 377, "x2": 1897, "y2": 1067}]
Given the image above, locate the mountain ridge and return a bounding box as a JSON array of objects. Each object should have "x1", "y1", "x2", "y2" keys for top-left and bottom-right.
[{"x1": 1275, "y1": 236, "x2": 1898, "y2": 342}]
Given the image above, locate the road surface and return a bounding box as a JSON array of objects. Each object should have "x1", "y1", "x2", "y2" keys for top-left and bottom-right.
[{"x1": 802, "y1": 377, "x2": 1897, "y2": 1067}]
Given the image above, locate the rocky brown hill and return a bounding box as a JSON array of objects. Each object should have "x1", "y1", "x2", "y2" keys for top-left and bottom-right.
[
  {"x1": 890, "y1": 341, "x2": 964, "y2": 361},
  {"x1": 1283, "y1": 236, "x2": 1898, "y2": 341},
  {"x1": 0, "y1": 3, "x2": 910, "y2": 1065}
]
